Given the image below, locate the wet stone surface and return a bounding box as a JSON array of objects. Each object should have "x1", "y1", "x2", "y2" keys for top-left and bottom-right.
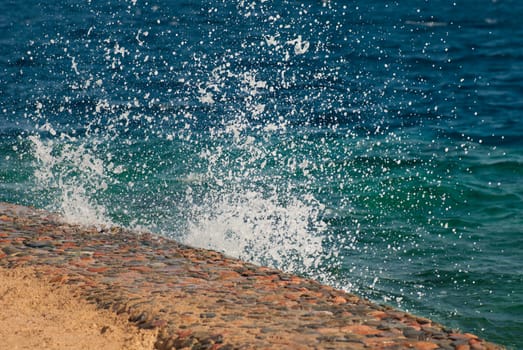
[{"x1": 0, "y1": 203, "x2": 505, "y2": 350}]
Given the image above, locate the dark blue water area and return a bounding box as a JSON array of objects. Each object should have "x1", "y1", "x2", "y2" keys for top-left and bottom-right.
[{"x1": 1, "y1": 0, "x2": 522, "y2": 347}]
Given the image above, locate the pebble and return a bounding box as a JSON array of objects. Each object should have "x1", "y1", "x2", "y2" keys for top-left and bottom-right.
[
  {"x1": 24, "y1": 240, "x2": 54, "y2": 248},
  {"x1": 403, "y1": 327, "x2": 427, "y2": 340}
]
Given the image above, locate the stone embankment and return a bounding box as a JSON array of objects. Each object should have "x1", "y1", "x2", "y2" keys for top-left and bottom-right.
[{"x1": 0, "y1": 202, "x2": 503, "y2": 350}]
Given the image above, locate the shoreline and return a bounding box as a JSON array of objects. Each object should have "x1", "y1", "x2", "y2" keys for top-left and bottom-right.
[{"x1": 0, "y1": 202, "x2": 504, "y2": 349}]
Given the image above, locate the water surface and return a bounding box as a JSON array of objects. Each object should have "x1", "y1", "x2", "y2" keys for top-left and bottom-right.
[{"x1": 1, "y1": 1, "x2": 522, "y2": 347}]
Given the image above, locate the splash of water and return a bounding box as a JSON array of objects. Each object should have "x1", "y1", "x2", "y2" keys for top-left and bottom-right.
[
  {"x1": 29, "y1": 134, "x2": 113, "y2": 227},
  {"x1": 22, "y1": 0, "x2": 342, "y2": 283},
  {"x1": 20, "y1": 0, "x2": 439, "y2": 291},
  {"x1": 185, "y1": 189, "x2": 327, "y2": 274}
]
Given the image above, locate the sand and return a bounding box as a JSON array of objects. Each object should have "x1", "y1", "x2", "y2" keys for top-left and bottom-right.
[{"x1": 0, "y1": 266, "x2": 157, "y2": 350}]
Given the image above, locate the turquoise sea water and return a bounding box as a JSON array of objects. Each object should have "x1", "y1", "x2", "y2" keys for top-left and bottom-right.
[{"x1": 1, "y1": 0, "x2": 522, "y2": 347}]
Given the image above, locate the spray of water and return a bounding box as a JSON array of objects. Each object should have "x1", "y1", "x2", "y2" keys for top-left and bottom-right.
[
  {"x1": 23, "y1": 0, "x2": 350, "y2": 282},
  {"x1": 21, "y1": 0, "x2": 447, "y2": 293},
  {"x1": 29, "y1": 134, "x2": 113, "y2": 226}
]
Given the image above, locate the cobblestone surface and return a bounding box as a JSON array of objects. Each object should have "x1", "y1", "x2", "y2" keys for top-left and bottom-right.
[{"x1": 0, "y1": 202, "x2": 504, "y2": 350}]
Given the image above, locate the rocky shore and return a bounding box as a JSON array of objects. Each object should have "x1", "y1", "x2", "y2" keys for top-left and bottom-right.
[{"x1": 0, "y1": 202, "x2": 504, "y2": 350}]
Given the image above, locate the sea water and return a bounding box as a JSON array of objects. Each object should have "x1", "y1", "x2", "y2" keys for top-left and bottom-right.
[{"x1": 1, "y1": 0, "x2": 522, "y2": 347}]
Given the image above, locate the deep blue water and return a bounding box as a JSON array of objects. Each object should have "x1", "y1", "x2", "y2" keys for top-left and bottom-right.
[{"x1": 1, "y1": 0, "x2": 522, "y2": 347}]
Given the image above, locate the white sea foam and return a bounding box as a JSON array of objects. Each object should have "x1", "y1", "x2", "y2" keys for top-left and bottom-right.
[{"x1": 286, "y1": 35, "x2": 310, "y2": 55}]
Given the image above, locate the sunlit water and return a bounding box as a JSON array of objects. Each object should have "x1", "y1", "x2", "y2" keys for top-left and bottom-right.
[{"x1": 1, "y1": 1, "x2": 522, "y2": 347}]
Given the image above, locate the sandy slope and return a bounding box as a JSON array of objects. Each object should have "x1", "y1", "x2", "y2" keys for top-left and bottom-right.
[{"x1": 0, "y1": 267, "x2": 157, "y2": 350}]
